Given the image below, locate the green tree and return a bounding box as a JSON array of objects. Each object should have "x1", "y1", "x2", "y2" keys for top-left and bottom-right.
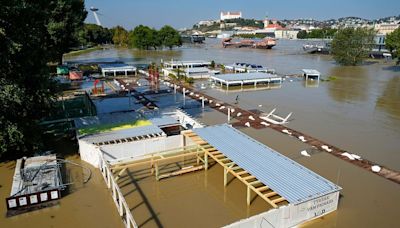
[
  {"x1": 112, "y1": 26, "x2": 129, "y2": 46},
  {"x1": 385, "y1": 27, "x2": 400, "y2": 59},
  {"x1": 129, "y1": 25, "x2": 161, "y2": 50},
  {"x1": 0, "y1": 0, "x2": 86, "y2": 158},
  {"x1": 158, "y1": 25, "x2": 182, "y2": 49},
  {"x1": 46, "y1": 0, "x2": 87, "y2": 63},
  {"x1": 297, "y1": 30, "x2": 307, "y2": 39},
  {"x1": 331, "y1": 27, "x2": 376, "y2": 66}
]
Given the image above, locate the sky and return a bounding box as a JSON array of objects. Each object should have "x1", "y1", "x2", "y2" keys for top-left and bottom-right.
[{"x1": 84, "y1": 0, "x2": 400, "y2": 29}]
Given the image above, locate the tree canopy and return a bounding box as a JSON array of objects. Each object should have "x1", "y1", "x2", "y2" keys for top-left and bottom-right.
[
  {"x1": 297, "y1": 28, "x2": 337, "y2": 39},
  {"x1": 158, "y1": 25, "x2": 182, "y2": 49},
  {"x1": 385, "y1": 27, "x2": 400, "y2": 59},
  {"x1": 331, "y1": 27, "x2": 376, "y2": 65},
  {"x1": 0, "y1": 0, "x2": 87, "y2": 158},
  {"x1": 129, "y1": 25, "x2": 181, "y2": 50},
  {"x1": 112, "y1": 26, "x2": 129, "y2": 46},
  {"x1": 78, "y1": 24, "x2": 112, "y2": 46}
]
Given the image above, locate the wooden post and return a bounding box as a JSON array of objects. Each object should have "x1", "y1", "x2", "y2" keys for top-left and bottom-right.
[
  {"x1": 183, "y1": 88, "x2": 186, "y2": 107},
  {"x1": 204, "y1": 152, "x2": 208, "y2": 170},
  {"x1": 247, "y1": 186, "x2": 251, "y2": 205},
  {"x1": 118, "y1": 194, "x2": 123, "y2": 216},
  {"x1": 196, "y1": 147, "x2": 200, "y2": 165},
  {"x1": 224, "y1": 168, "x2": 228, "y2": 187},
  {"x1": 201, "y1": 96, "x2": 205, "y2": 109},
  {"x1": 174, "y1": 84, "x2": 176, "y2": 94},
  {"x1": 107, "y1": 168, "x2": 111, "y2": 188},
  {"x1": 155, "y1": 163, "x2": 159, "y2": 181},
  {"x1": 227, "y1": 108, "x2": 231, "y2": 123}
]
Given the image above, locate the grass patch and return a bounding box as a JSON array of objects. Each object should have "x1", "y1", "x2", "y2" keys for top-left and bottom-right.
[
  {"x1": 78, "y1": 119, "x2": 152, "y2": 135},
  {"x1": 321, "y1": 76, "x2": 338, "y2": 82}
]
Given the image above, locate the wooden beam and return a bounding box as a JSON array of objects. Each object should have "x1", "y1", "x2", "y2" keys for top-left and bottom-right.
[
  {"x1": 242, "y1": 175, "x2": 256, "y2": 181},
  {"x1": 256, "y1": 186, "x2": 269, "y2": 192},
  {"x1": 236, "y1": 170, "x2": 248, "y2": 176},
  {"x1": 264, "y1": 192, "x2": 278, "y2": 198},
  {"x1": 248, "y1": 180, "x2": 261, "y2": 186},
  {"x1": 272, "y1": 197, "x2": 286, "y2": 204}
]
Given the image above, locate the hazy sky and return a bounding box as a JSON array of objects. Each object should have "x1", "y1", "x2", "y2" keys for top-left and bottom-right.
[{"x1": 84, "y1": 0, "x2": 400, "y2": 29}]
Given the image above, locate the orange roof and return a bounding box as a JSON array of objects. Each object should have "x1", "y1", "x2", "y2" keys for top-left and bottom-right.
[{"x1": 266, "y1": 24, "x2": 283, "y2": 29}]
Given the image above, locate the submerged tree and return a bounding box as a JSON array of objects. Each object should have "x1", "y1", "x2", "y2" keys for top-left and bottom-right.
[
  {"x1": 129, "y1": 25, "x2": 160, "y2": 50},
  {"x1": 0, "y1": 0, "x2": 86, "y2": 158},
  {"x1": 158, "y1": 25, "x2": 182, "y2": 49},
  {"x1": 385, "y1": 27, "x2": 400, "y2": 61},
  {"x1": 331, "y1": 27, "x2": 376, "y2": 66},
  {"x1": 111, "y1": 26, "x2": 129, "y2": 46}
]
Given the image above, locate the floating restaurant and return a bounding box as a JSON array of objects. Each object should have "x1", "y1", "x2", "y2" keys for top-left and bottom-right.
[{"x1": 211, "y1": 72, "x2": 282, "y2": 89}]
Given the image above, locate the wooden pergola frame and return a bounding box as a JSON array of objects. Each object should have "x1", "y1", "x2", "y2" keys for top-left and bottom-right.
[
  {"x1": 182, "y1": 130, "x2": 288, "y2": 208},
  {"x1": 110, "y1": 145, "x2": 205, "y2": 181}
]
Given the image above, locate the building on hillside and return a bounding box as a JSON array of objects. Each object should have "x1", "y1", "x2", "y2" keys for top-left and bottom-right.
[
  {"x1": 220, "y1": 11, "x2": 242, "y2": 21},
  {"x1": 374, "y1": 23, "x2": 400, "y2": 35}
]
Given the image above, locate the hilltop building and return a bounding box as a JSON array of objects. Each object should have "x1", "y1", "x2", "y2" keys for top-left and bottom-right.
[
  {"x1": 220, "y1": 11, "x2": 242, "y2": 21},
  {"x1": 374, "y1": 22, "x2": 400, "y2": 35}
]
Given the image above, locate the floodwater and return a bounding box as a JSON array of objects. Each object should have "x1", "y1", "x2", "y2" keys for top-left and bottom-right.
[
  {"x1": 0, "y1": 155, "x2": 124, "y2": 228},
  {"x1": 1, "y1": 40, "x2": 397, "y2": 227}
]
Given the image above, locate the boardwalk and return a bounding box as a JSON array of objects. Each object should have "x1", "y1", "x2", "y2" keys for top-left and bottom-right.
[{"x1": 170, "y1": 82, "x2": 400, "y2": 185}]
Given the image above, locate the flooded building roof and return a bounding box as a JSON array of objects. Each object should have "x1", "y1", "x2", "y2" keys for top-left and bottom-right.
[
  {"x1": 193, "y1": 124, "x2": 341, "y2": 204},
  {"x1": 302, "y1": 69, "x2": 321, "y2": 76},
  {"x1": 211, "y1": 72, "x2": 281, "y2": 82},
  {"x1": 74, "y1": 112, "x2": 142, "y2": 129},
  {"x1": 79, "y1": 124, "x2": 165, "y2": 144},
  {"x1": 92, "y1": 97, "x2": 144, "y2": 114},
  {"x1": 98, "y1": 63, "x2": 136, "y2": 71}
]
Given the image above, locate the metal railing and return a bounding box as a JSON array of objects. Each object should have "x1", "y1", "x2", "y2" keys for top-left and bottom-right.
[{"x1": 99, "y1": 153, "x2": 138, "y2": 228}]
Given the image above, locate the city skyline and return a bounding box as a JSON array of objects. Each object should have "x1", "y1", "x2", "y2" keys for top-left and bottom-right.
[{"x1": 84, "y1": 0, "x2": 400, "y2": 29}]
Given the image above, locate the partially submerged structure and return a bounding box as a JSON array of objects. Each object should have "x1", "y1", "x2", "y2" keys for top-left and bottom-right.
[
  {"x1": 98, "y1": 123, "x2": 341, "y2": 228},
  {"x1": 162, "y1": 60, "x2": 212, "y2": 79},
  {"x1": 225, "y1": 63, "x2": 275, "y2": 74},
  {"x1": 6, "y1": 155, "x2": 64, "y2": 212},
  {"x1": 211, "y1": 72, "x2": 282, "y2": 89},
  {"x1": 99, "y1": 63, "x2": 137, "y2": 77},
  {"x1": 302, "y1": 69, "x2": 321, "y2": 81}
]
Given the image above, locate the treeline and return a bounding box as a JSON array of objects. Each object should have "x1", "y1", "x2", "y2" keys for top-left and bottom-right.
[
  {"x1": 297, "y1": 28, "x2": 338, "y2": 39},
  {"x1": 77, "y1": 24, "x2": 182, "y2": 50}
]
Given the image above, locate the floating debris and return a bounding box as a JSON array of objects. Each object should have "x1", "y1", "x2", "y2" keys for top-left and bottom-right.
[
  {"x1": 371, "y1": 165, "x2": 381, "y2": 173},
  {"x1": 321, "y1": 145, "x2": 332, "y2": 152},
  {"x1": 298, "y1": 136, "x2": 307, "y2": 142},
  {"x1": 300, "y1": 150, "x2": 311, "y2": 157},
  {"x1": 260, "y1": 122, "x2": 270, "y2": 126},
  {"x1": 231, "y1": 109, "x2": 235, "y2": 113},
  {"x1": 282, "y1": 129, "x2": 292, "y2": 135},
  {"x1": 249, "y1": 115, "x2": 255, "y2": 121},
  {"x1": 219, "y1": 106, "x2": 225, "y2": 110},
  {"x1": 258, "y1": 104, "x2": 263, "y2": 107},
  {"x1": 245, "y1": 122, "x2": 251, "y2": 127},
  {"x1": 237, "y1": 112, "x2": 242, "y2": 117},
  {"x1": 216, "y1": 103, "x2": 221, "y2": 107}
]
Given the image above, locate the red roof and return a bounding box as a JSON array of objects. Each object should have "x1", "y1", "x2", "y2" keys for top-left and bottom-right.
[{"x1": 266, "y1": 24, "x2": 283, "y2": 29}]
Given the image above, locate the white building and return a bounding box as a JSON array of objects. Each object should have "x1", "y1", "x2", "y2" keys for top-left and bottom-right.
[
  {"x1": 374, "y1": 23, "x2": 400, "y2": 35},
  {"x1": 275, "y1": 29, "x2": 299, "y2": 39},
  {"x1": 220, "y1": 11, "x2": 242, "y2": 21}
]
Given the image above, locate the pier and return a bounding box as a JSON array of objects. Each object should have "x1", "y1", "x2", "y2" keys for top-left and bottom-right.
[{"x1": 169, "y1": 82, "x2": 400, "y2": 185}]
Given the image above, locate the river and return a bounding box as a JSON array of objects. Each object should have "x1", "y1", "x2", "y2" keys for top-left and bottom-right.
[{"x1": 4, "y1": 39, "x2": 395, "y2": 228}]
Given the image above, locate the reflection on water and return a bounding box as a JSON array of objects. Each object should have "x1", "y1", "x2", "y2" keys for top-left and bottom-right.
[
  {"x1": 376, "y1": 76, "x2": 400, "y2": 120},
  {"x1": 327, "y1": 66, "x2": 370, "y2": 103}
]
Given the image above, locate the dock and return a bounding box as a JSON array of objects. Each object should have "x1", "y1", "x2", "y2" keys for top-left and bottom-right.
[{"x1": 168, "y1": 82, "x2": 400, "y2": 185}]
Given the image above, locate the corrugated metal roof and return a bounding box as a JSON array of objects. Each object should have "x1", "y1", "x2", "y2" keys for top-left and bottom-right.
[
  {"x1": 193, "y1": 124, "x2": 341, "y2": 204},
  {"x1": 99, "y1": 63, "x2": 136, "y2": 70},
  {"x1": 149, "y1": 116, "x2": 180, "y2": 127},
  {"x1": 93, "y1": 97, "x2": 143, "y2": 114},
  {"x1": 79, "y1": 124, "x2": 164, "y2": 144},
  {"x1": 211, "y1": 72, "x2": 280, "y2": 82}
]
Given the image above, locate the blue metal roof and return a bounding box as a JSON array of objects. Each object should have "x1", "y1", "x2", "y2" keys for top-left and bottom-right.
[
  {"x1": 193, "y1": 124, "x2": 341, "y2": 204},
  {"x1": 149, "y1": 116, "x2": 180, "y2": 127},
  {"x1": 211, "y1": 72, "x2": 280, "y2": 82}
]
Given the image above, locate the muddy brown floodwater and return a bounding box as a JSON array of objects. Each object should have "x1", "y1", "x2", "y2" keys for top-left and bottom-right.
[
  {"x1": 1, "y1": 39, "x2": 397, "y2": 227},
  {"x1": 0, "y1": 155, "x2": 124, "y2": 228}
]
